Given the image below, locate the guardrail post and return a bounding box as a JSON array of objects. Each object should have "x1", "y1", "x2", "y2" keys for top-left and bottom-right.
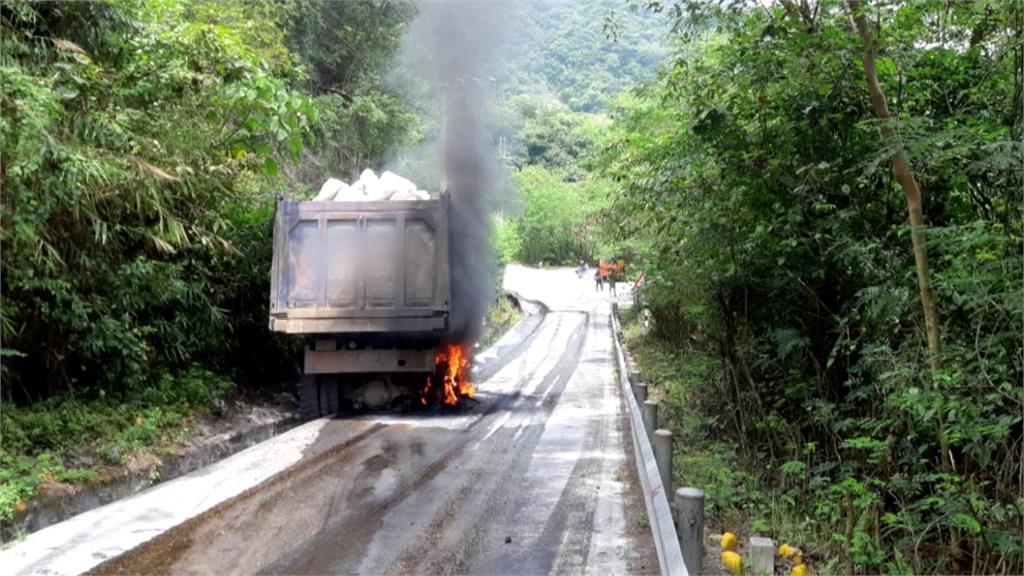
[
  {"x1": 629, "y1": 370, "x2": 643, "y2": 399},
  {"x1": 749, "y1": 536, "x2": 775, "y2": 575},
  {"x1": 675, "y1": 488, "x2": 704, "y2": 576},
  {"x1": 634, "y1": 382, "x2": 647, "y2": 403},
  {"x1": 653, "y1": 429, "x2": 673, "y2": 495},
  {"x1": 642, "y1": 400, "x2": 658, "y2": 441},
  {"x1": 627, "y1": 365, "x2": 642, "y2": 387}
]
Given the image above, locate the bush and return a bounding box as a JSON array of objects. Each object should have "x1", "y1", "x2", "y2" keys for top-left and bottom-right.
[
  {"x1": 491, "y1": 213, "x2": 523, "y2": 268},
  {"x1": 0, "y1": 364, "x2": 234, "y2": 519}
]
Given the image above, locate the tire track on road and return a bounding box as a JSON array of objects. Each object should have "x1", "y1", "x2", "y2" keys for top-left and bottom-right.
[
  {"x1": 262, "y1": 313, "x2": 590, "y2": 575},
  {"x1": 388, "y1": 312, "x2": 592, "y2": 575}
]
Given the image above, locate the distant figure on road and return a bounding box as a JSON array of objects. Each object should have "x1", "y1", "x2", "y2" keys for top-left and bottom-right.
[
  {"x1": 594, "y1": 270, "x2": 604, "y2": 292},
  {"x1": 576, "y1": 260, "x2": 588, "y2": 278},
  {"x1": 608, "y1": 274, "x2": 617, "y2": 296}
]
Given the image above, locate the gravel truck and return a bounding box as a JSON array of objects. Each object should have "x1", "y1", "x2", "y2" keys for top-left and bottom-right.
[{"x1": 269, "y1": 193, "x2": 452, "y2": 419}]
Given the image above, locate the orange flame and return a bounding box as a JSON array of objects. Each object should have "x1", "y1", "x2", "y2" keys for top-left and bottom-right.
[{"x1": 420, "y1": 343, "x2": 474, "y2": 406}]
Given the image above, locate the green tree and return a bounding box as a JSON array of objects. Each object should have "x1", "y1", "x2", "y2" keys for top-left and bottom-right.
[
  {"x1": 0, "y1": 0, "x2": 417, "y2": 401},
  {"x1": 275, "y1": 0, "x2": 418, "y2": 187},
  {"x1": 502, "y1": 0, "x2": 669, "y2": 112},
  {"x1": 600, "y1": 1, "x2": 1022, "y2": 572},
  {"x1": 513, "y1": 166, "x2": 611, "y2": 264}
]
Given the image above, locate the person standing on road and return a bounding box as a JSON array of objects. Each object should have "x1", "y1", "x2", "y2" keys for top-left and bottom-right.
[
  {"x1": 608, "y1": 273, "x2": 617, "y2": 296},
  {"x1": 594, "y1": 269, "x2": 604, "y2": 292}
]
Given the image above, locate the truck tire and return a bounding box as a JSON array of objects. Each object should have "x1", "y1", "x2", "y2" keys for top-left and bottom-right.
[
  {"x1": 318, "y1": 374, "x2": 341, "y2": 416},
  {"x1": 298, "y1": 374, "x2": 321, "y2": 421}
]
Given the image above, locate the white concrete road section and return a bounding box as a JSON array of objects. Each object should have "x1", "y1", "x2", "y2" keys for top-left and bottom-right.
[{"x1": 2, "y1": 265, "x2": 656, "y2": 575}]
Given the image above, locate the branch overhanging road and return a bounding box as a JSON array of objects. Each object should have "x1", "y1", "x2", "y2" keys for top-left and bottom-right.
[{"x1": 4, "y1": 266, "x2": 655, "y2": 576}]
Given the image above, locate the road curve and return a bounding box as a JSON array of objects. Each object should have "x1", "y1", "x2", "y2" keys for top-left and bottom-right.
[{"x1": 12, "y1": 266, "x2": 655, "y2": 575}]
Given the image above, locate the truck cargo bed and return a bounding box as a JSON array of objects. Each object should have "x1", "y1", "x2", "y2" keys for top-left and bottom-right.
[{"x1": 269, "y1": 196, "x2": 451, "y2": 335}]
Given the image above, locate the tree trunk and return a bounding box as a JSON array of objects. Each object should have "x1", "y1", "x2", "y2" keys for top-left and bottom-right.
[
  {"x1": 845, "y1": 1, "x2": 960, "y2": 561},
  {"x1": 844, "y1": 0, "x2": 950, "y2": 467}
]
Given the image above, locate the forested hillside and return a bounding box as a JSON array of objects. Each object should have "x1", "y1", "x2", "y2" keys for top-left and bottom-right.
[
  {"x1": 490, "y1": 1, "x2": 669, "y2": 266},
  {"x1": 502, "y1": 0, "x2": 669, "y2": 112}
]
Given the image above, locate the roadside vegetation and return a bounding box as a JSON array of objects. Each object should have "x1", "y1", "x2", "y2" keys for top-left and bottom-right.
[
  {"x1": 0, "y1": 0, "x2": 415, "y2": 522},
  {"x1": 495, "y1": 1, "x2": 1022, "y2": 573},
  {"x1": 1, "y1": 366, "x2": 232, "y2": 525},
  {"x1": 479, "y1": 296, "x2": 523, "y2": 351},
  {"x1": 601, "y1": 2, "x2": 1022, "y2": 574}
]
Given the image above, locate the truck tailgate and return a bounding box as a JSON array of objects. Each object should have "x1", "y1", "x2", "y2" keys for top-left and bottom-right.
[{"x1": 269, "y1": 197, "x2": 450, "y2": 334}]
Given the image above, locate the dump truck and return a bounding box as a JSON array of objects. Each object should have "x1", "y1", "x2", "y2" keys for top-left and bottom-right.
[{"x1": 269, "y1": 193, "x2": 451, "y2": 419}]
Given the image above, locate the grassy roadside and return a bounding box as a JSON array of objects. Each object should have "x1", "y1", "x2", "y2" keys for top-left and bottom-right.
[
  {"x1": 619, "y1": 306, "x2": 827, "y2": 575},
  {"x1": 0, "y1": 365, "x2": 235, "y2": 529},
  {"x1": 479, "y1": 294, "x2": 524, "y2": 351}
]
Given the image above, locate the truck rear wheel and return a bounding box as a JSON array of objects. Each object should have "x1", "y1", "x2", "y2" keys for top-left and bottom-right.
[{"x1": 298, "y1": 374, "x2": 321, "y2": 421}]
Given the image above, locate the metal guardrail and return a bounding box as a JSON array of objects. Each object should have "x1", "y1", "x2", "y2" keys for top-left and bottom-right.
[{"x1": 610, "y1": 304, "x2": 687, "y2": 576}]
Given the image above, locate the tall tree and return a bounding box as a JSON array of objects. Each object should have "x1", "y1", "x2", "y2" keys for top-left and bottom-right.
[{"x1": 843, "y1": 0, "x2": 951, "y2": 472}]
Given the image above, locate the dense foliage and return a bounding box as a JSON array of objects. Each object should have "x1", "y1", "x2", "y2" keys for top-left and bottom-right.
[
  {"x1": 0, "y1": 0, "x2": 417, "y2": 523},
  {"x1": 497, "y1": 96, "x2": 618, "y2": 265},
  {"x1": 601, "y1": 1, "x2": 1022, "y2": 573},
  {"x1": 3, "y1": 1, "x2": 286, "y2": 400},
  {"x1": 277, "y1": 0, "x2": 418, "y2": 186},
  {"x1": 503, "y1": 0, "x2": 669, "y2": 112},
  {"x1": 0, "y1": 0, "x2": 413, "y2": 403},
  {"x1": 513, "y1": 165, "x2": 612, "y2": 265}
]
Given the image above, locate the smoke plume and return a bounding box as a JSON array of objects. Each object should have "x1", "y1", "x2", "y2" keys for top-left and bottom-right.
[{"x1": 400, "y1": 1, "x2": 509, "y2": 343}]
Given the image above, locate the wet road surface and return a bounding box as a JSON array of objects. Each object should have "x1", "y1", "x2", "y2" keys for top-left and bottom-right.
[{"x1": 14, "y1": 267, "x2": 655, "y2": 575}]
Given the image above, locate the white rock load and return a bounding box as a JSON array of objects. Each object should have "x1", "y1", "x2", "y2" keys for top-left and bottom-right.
[{"x1": 314, "y1": 170, "x2": 430, "y2": 202}]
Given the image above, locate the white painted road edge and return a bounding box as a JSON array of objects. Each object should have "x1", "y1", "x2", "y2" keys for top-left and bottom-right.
[
  {"x1": 0, "y1": 418, "x2": 333, "y2": 575},
  {"x1": 610, "y1": 307, "x2": 688, "y2": 576}
]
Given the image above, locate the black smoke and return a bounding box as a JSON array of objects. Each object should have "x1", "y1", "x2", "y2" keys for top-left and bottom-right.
[{"x1": 402, "y1": 1, "x2": 509, "y2": 343}]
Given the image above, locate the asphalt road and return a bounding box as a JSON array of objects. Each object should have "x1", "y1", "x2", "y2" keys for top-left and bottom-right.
[{"x1": 11, "y1": 266, "x2": 655, "y2": 575}]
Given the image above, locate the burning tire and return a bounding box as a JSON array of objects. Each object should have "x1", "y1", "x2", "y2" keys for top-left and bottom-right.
[{"x1": 419, "y1": 343, "x2": 474, "y2": 406}]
